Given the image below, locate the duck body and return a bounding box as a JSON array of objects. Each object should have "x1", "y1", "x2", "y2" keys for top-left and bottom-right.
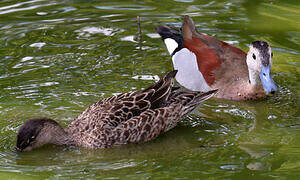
[
  {"x1": 156, "y1": 15, "x2": 277, "y2": 100},
  {"x1": 16, "y1": 70, "x2": 217, "y2": 151}
]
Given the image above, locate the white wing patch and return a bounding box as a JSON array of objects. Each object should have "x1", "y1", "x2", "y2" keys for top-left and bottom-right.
[
  {"x1": 172, "y1": 48, "x2": 211, "y2": 92},
  {"x1": 164, "y1": 38, "x2": 178, "y2": 55}
]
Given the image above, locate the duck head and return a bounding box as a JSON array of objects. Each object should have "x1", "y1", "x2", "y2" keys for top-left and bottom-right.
[
  {"x1": 16, "y1": 118, "x2": 70, "y2": 152},
  {"x1": 246, "y1": 41, "x2": 277, "y2": 94}
]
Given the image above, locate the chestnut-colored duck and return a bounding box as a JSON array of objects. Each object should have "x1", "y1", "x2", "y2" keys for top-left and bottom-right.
[{"x1": 156, "y1": 15, "x2": 277, "y2": 100}]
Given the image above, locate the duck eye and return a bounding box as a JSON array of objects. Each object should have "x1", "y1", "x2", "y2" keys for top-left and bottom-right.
[
  {"x1": 30, "y1": 136, "x2": 35, "y2": 141},
  {"x1": 252, "y1": 53, "x2": 256, "y2": 60}
]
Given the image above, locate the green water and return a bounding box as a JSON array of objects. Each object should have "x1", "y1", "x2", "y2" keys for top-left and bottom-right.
[{"x1": 0, "y1": 0, "x2": 299, "y2": 179}]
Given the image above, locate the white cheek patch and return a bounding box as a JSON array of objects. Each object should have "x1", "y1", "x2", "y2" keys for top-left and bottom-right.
[
  {"x1": 247, "y1": 46, "x2": 261, "y2": 71},
  {"x1": 164, "y1": 38, "x2": 178, "y2": 55},
  {"x1": 172, "y1": 48, "x2": 211, "y2": 92},
  {"x1": 269, "y1": 48, "x2": 273, "y2": 67}
]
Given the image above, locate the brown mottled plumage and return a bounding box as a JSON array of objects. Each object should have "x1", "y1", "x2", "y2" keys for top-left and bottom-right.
[{"x1": 16, "y1": 70, "x2": 217, "y2": 151}]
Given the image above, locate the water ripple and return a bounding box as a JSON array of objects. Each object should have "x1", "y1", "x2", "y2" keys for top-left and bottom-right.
[
  {"x1": 0, "y1": 0, "x2": 299, "y2": 178},
  {"x1": 94, "y1": 5, "x2": 155, "y2": 11},
  {"x1": 0, "y1": 1, "x2": 57, "y2": 15}
]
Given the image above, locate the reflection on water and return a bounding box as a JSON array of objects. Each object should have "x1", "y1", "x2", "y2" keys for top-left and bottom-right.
[{"x1": 0, "y1": 0, "x2": 299, "y2": 179}]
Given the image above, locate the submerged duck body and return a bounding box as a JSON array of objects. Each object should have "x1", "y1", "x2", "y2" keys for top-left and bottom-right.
[
  {"x1": 16, "y1": 70, "x2": 217, "y2": 151},
  {"x1": 156, "y1": 15, "x2": 277, "y2": 100}
]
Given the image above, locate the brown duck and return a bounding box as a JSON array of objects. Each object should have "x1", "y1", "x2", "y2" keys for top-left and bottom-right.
[
  {"x1": 156, "y1": 15, "x2": 277, "y2": 100},
  {"x1": 16, "y1": 70, "x2": 217, "y2": 151}
]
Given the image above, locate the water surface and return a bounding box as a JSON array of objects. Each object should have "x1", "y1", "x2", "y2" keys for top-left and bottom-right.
[{"x1": 0, "y1": 0, "x2": 299, "y2": 179}]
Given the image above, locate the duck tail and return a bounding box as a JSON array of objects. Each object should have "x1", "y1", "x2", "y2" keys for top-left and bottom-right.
[
  {"x1": 156, "y1": 25, "x2": 184, "y2": 56},
  {"x1": 172, "y1": 89, "x2": 218, "y2": 117}
]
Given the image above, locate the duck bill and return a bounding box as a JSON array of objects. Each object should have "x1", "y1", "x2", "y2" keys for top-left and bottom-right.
[{"x1": 259, "y1": 65, "x2": 277, "y2": 94}]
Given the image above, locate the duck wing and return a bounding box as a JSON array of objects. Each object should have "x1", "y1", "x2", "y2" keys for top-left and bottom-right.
[
  {"x1": 157, "y1": 16, "x2": 248, "y2": 87},
  {"x1": 98, "y1": 70, "x2": 177, "y2": 127},
  {"x1": 182, "y1": 15, "x2": 248, "y2": 85},
  {"x1": 65, "y1": 71, "x2": 177, "y2": 147},
  {"x1": 111, "y1": 89, "x2": 218, "y2": 146}
]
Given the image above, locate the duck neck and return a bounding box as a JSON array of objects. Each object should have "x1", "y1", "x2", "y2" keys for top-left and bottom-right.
[
  {"x1": 40, "y1": 122, "x2": 74, "y2": 146},
  {"x1": 50, "y1": 125, "x2": 73, "y2": 146}
]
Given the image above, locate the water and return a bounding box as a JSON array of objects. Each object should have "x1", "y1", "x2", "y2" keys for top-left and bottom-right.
[{"x1": 0, "y1": 0, "x2": 299, "y2": 179}]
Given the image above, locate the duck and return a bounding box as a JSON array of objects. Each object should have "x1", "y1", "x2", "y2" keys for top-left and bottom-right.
[
  {"x1": 16, "y1": 70, "x2": 218, "y2": 151},
  {"x1": 156, "y1": 15, "x2": 277, "y2": 100}
]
